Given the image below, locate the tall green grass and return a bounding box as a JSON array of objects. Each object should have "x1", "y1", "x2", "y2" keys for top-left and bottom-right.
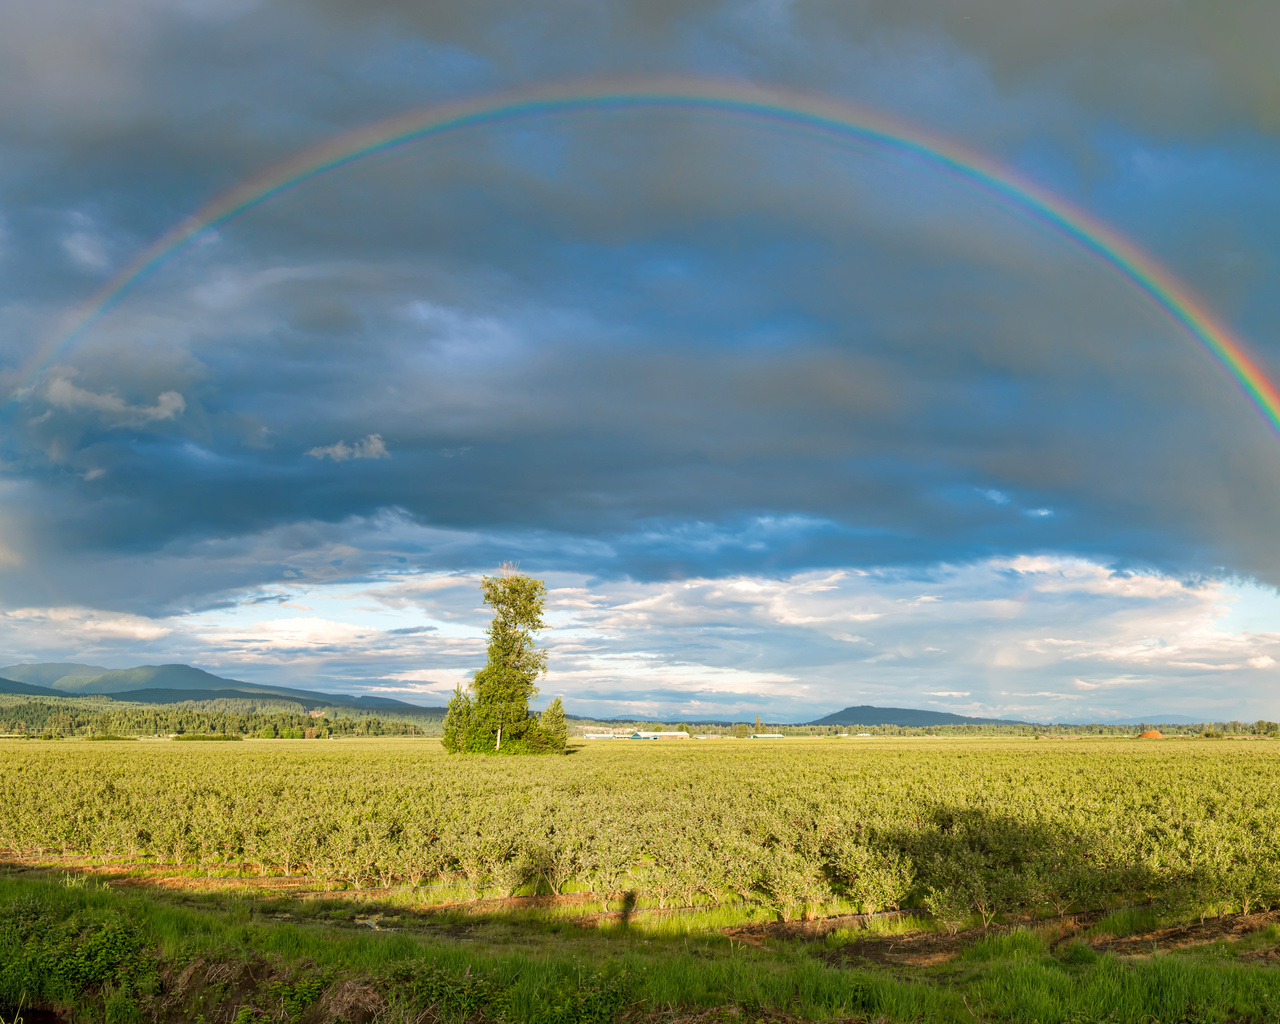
[
  {"x1": 1086, "y1": 906, "x2": 1164, "y2": 940},
  {"x1": 4, "y1": 872, "x2": 1280, "y2": 1023}
]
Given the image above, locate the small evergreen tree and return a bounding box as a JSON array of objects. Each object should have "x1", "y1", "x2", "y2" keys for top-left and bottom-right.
[
  {"x1": 540, "y1": 697, "x2": 567, "y2": 751},
  {"x1": 442, "y1": 684, "x2": 478, "y2": 752}
]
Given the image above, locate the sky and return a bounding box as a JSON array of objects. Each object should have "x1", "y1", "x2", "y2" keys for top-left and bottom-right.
[{"x1": 1, "y1": 0, "x2": 1280, "y2": 723}]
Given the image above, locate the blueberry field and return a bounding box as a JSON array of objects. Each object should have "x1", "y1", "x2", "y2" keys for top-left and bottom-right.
[
  {"x1": 6, "y1": 736, "x2": 1280, "y2": 1023},
  {"x1": 4, "y1": 737, "x2": 1280, "y2": 922}
]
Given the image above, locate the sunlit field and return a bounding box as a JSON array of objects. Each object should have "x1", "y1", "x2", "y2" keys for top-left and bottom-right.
[
  {"x1": 5, "y1": 737, "x2": 1280, "y2": 1022},
  {"x1": 6, "y1": 736, "x2": 1280, "y2": 921}
]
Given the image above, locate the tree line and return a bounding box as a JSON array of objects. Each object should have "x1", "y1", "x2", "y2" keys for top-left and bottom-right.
[
  {"x1": 571, "y1": 720, "x2": 1280, "y2": 738},
  {"x1": 0, "y1": 702, "x2": 423, "y2": 739}
]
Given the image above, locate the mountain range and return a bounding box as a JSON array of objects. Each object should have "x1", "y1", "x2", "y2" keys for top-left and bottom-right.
[
  {"x1": 808, "y1": 705, "x2": 1031, "y2": 727},
  {"x1": 0, "y1": 662, "x2": 446, "y2": 716},
  {"x1": 579, "y1": 706, "x2": 1221, "y2": 728},
  {"x1": 0, "y1": 664, "x2": 1218, "y2": 727},
  {"x1": 569, "y1": 706, "x2": 1035, "y2": 727}
]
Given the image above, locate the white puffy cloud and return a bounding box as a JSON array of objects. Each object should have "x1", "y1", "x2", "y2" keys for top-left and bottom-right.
[
  {"x1": 0, "y1": 552, "x2": 1274, "y2": 723},
  {"x1": 0, "y1": 606, "x2": 171, "y2": 644},
  {"x1": 44, "y1": 374, "x2": 185, "y2": 424},
  {"x1": 306, "y1": 434, "x2": 389, "y2": 462}
]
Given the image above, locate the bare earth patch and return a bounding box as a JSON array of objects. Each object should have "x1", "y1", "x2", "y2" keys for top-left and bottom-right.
[
  {"x1": 1083, "y1": 910, "x2": 1280, "y2": 959},
  {"x1": 818, "y1": 929, "x2": 961, "y2": 968},
  {"x1": 817, "y1": 909, "x2": 1280, "y2": 969}
]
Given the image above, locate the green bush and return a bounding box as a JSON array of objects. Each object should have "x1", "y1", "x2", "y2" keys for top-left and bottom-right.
[{"x1": 0, "y1": 888, "x2": 155, "y2": 1006}]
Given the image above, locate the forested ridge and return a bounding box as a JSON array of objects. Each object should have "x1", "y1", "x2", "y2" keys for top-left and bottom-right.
[{"x1": 0, "y1": 700, "x2": 424, "y2": 738}]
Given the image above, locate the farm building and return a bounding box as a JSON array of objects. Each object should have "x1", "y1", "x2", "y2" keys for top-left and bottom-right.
[
  {"x1": 630, "y1": 731, "x2": 690, "y2": 740},
  {"x1": 750, "y1": 733, "x2": 784, "y2": 739}
]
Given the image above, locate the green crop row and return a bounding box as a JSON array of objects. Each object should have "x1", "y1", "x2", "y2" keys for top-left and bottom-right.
[{"x1": 2, "y1": 738, "x2": 1278, "y2": 925}]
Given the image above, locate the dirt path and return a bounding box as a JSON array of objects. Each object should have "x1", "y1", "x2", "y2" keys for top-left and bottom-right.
[
  {"x1": 817, "y1": 908, "x2": 1280, "y2": 969},
  {"x1": 1086, "y1": 909, "x2": 1280, "y2": 959}
]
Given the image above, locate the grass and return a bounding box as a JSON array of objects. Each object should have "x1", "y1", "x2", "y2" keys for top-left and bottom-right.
[
  {"x1": 969, "y1": 953, "x2": 1280, "y2": 1023},
  {"x1": 1085, "y1": 906, "x2": 1165, "y2": 941},
  {"x1": 0, "y1": 871, "x2": 939, "y2": 1022},
  {"x1": 1236, "y1": 924, "x2": 1280, "y2": 954},
  {"x1": 959, "y1": 930, "x2": 1048, "y2": 962},
  {"x1": 5, "y1": 871, "x2": 1280, "y2": 1023}
]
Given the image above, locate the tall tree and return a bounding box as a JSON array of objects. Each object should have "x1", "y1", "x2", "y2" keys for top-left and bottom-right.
[
  {"x1": 443, "y1": 565, "x2": 556, "y2": 754},
  {"x1": 473, "y1": 568, "x2": 548, "y2": 749}
]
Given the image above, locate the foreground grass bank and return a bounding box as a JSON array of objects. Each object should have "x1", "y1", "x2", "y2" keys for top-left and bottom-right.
[{"x1": 6, "y1": 870, "x2": 1280, "y2": 1024}]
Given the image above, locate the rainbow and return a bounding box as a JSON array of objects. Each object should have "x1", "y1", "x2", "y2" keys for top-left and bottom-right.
[{"x1": 22, "y1": 76, "x2": 1280, "y2": 434}]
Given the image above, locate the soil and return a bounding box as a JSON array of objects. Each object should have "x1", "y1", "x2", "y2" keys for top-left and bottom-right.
[
  {"x1": 0, "y1": 1008, "x2": 63, "y2": 1024},
  {"x1": 822, "y1": 930, "x2": 962, "y2": 968},
  {"x1": 154, "y1": 955, "x2": 385, "y2": 1024},
  {"x1": 617, "y1": 1007, "x2": 876, "y2": 1024},
  {"x1": 722, "y1": 912, "x2": 924, "y2": 949},
  {"x1": 817, "y1": 908, "x2": 1280, "y2": 970},
  {"x1": 1084, "y1": 909, "x2": 1280, "y2": 960}
]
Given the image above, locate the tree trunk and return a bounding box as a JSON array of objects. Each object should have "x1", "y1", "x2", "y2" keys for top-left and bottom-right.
[{"x1": 496, "y1": 725, "x2": 502, "y2": 751}]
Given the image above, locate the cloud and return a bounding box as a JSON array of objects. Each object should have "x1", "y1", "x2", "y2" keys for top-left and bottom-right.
[
  {"x1": 12, "y1": 133, "x2": 1278, "y2": 588},
  {"x1": 44, "y1": 374, "x2": 185, "y2": 424},
  {"x1": 0, "y1": 605, "x2": 171, "y2": 643},
  {"x1": 61, "y1": 231, "x2": 109, "y2": 271},
  {"x1": 306, "y1": 434, "x2": 390, "y2": 462},
  {"x1": 0, "y1": 0, "x2": 1278, "y2": 724},
  {"x1": 0, "y1": 556, "x2": 1272, "y2": 721}
]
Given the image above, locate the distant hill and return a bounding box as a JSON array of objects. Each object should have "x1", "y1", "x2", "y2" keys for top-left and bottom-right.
[
  {"x1": 1, "y1": 663, "x2": 109, "y2": 687},
  {"x1": 45, "y1": 664, "x2": 250, "y2": 695},
  {"x1": 0, "y1": 676, "x2": 73, "y2": 698},
  {"x1": 0, "y1": 662, "x2": 446, "y2": 716},
  {"x1": 807, "y1": 705, "x2": 1033, "y2": 727},
  {"x1": 568, "y1": 707, "x2": 1035, "y2": 728},
  {"x1": 107, "y1": 687, "x2": 447, "y2": 715},
  {"x1": 109, "y1": 688, "x2": 320, "y2": 708}
]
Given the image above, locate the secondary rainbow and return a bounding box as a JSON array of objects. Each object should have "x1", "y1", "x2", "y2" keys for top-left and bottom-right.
[{"x1": 23, "y1": 76, "x2": 1280, "y2": 435}]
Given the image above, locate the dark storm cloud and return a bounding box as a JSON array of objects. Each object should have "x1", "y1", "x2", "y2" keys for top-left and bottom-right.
[
  {"x1": 1, "y1": 0, "x2": 1279, "y2": 622},
  {"x1": 301, "y1": 0, "x2": 1280, "y2": 135}
]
